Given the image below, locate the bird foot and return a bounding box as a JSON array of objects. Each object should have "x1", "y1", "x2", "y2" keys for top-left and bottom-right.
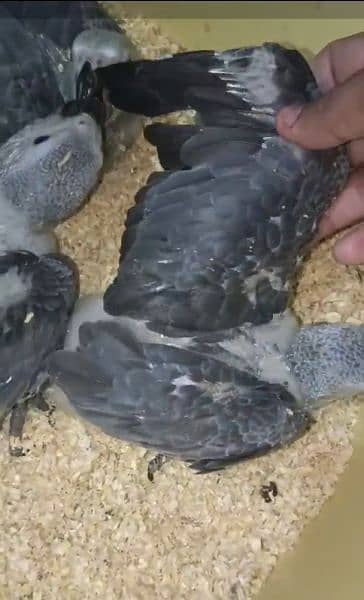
[
  {"x1": 29, "y1": 393, "x2": 56, "y2": 428},
  {"x1": 8, "y1": 402, "x2": 29, "y2": 457},
  {"x1": 5, "y1": 388, "x2": 55, "y2": 457},
  {"x1": 147, "y1": 453, "x2": 169, "y2": 482}
]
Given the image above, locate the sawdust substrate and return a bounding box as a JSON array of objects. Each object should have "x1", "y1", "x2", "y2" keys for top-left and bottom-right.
[{"x1": 0, "y1": 8, "x2": 361, "y2": 600}]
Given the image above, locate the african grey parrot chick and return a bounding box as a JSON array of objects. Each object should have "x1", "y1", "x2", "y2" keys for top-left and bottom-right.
[
  {"x1": 0, "y1": 3, "x2": 111, "y2": 255},
  {"x1": 0, "y1": 1, "x2": 142, "y2": 163},
  {"x1": 47, "y1": 311, "x2": 313, "y2": 474},
  {"x1": 0, "y1": 250, "x2": 79, "y2": 456},
  {"x1": 47, "y1": 43, "x2": 362, "y2": 477}
]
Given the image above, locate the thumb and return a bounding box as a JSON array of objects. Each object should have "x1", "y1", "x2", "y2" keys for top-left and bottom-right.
[
  {"x1": 334, "y1": 222, "x2": 364, "y2": 265},
  {"x1": 276, "y1": 69, "x2": 364, "y2": 150}
]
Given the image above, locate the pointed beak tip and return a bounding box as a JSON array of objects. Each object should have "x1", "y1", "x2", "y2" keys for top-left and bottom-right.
[{"x1": 61, "y1": 98, "x2": 107, "y2": 129}]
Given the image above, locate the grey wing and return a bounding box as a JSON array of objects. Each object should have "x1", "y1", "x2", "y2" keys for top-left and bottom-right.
[
  {"x1": 0, "y1": 5, "x2": 63, "y2": 144},
  {"x1": 0, "y1": 251, "x2": 78, "y2": 417},
  {"x1": 101, "y1": 44, "x2": 348, "y2": 334},
  {"x1": 0, "y1": 308, "x2": 56, "y2": 417},
  {"x1": 95, "y1": 43, "x2": 319, "y2": 120},
  {"x1": 103, "y1": 119, "x2": 345, "y2": 334},
  {"x1": 48, "y1": 320, "x2": 312, "y2": 472}
]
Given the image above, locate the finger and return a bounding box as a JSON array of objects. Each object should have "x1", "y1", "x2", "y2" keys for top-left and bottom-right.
[
  {"x1": 276, "y1": 69, "x2": 364, "y2": 149},
  {"x1": 334, "y1": 222, "x2": 364, "y2": 265},
  {"x1": 317, "y1": 169, "x2": 364, "y2": 240},
  {"x1": 312, "y1": 32, "x2": 364, "y2": 92}
]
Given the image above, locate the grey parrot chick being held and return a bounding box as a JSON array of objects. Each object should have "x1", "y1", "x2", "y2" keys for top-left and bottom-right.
[
  {"x1": 0, "y1": 250, "x2": 79, "y2": 456},
  {"x1": 48, "y1": 43, "x2": 363, "y2": 476}
]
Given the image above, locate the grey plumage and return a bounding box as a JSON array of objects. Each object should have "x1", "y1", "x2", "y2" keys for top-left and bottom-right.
[
  {"x1": 0, "y1": 1, "x2": 139, "y2": 144},
  {"x1": 0, "y1": 1, "x2": 141, "y2": 255},
  {"x1": 0, "y1": 4, "x2": 62, "y2": 145},
  {"x1": 0, "y1": 110, "x2": 103, "y2": 229},
  {"x1": 286, "y1": 324, "x2": 364, "y2": 405},
  {"x1": 0, "y1": 1, "x2": 142, "y2": 255},
  {"x1": 0, "y1": 2, "x2": 140, "y2": 455},
  {"x1": 5, "y1": 0, "x2": 142, "y2": 166},
  {"x1": 50, "y1": 320, "x2": 312, "y2": 473},
  {"x1": 0, "y1": 250, "x2": 79, "y2": 453},
  {"x1": 99, "y1": 45, "x2": 349, "y2": 332},
  {"x1": 48, "y1": 44, "x2": 363, "y2": 474}
]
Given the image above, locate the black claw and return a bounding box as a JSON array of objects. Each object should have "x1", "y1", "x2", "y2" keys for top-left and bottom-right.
[
  {"x1": 9, "y1": 441, "x2": 28, "y2": 457},
  {"x1": 29, "y1": 391, "x2": 56, "y2": 427},
  {"x1": 30, "y1": 394, "x2": 49, "y2": 413},
  {"x1": 260, "y1": 481, "x2": 278, "y2": 503},
  {"x1": 0, "y1": 413, "x2": 6, "y2": 432},
  {"x1": 47, "y1": 404, "x2": 56, "y2": 428},
  {"x1": 8, "y1": 401, "x2": 29, "y2": 456},
  {"x1": 147, "y1": 453, "x2": 167, "y2": 482},
  {"x1": 9, "y1": 401, "x2": 28, "y2": 439}
]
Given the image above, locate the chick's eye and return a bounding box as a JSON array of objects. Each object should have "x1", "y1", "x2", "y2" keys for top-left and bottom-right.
[{"x1": 33, "y1": 135, "x2": 50, "y2": 145}]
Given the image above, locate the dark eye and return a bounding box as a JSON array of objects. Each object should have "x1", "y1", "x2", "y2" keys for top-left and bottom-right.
[{"x1": 33, "y1": 135, "x2": 50, "y2": 145}]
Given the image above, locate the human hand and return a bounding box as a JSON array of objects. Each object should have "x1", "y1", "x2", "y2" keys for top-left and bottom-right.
[{"x1": 276, "y1": 32, "x2": 364, "y2": 265}]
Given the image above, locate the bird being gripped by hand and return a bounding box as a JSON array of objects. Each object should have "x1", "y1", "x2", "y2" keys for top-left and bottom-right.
[{"x1": 45, "y1": 43, "x2": 364, "y2": 479}]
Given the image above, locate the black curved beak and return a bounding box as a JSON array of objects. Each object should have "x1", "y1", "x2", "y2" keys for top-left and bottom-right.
[
  {"x1": 61, "y1": 96, "x2": 106, "y2": 129},
  {"x1": 61, "y1": 61, "x2": 106, "y2": 130}
]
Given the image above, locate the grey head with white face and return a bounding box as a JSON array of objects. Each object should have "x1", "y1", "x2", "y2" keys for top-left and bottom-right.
[{"x1": 0, "y1": 102, "x2": 104, "y2": 231}]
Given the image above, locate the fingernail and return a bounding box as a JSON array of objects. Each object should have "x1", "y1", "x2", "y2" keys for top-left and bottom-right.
[{"x1": 278, "y1": 105, "x2": 303, "y2": 128}]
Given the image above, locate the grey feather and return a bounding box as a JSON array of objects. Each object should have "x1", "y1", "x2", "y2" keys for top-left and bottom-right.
[
  {"x1": 102, "y1": 44, "x2": 349, "y2": 333},
  {"x1": 0, "y1": 4, "x2": 63, "y2": 145},
  {"x1": 0, "y1": 2, "x2": 137, "y2": 140},
  {"x1": 49, "y1": 320, "x2": 312, "y2": 472},
  {"x1": 48, "y1": 43, "x2": 363, "y2": 474},
  {"x1": 0, "y1": 0, "x2": 140, "y2": 206},
  {"x1": 0, "y1": 250, "x2": 79, "y2": 418},
  {"x1": 0, "y1": 2, "x2": 141, "y2": 249}
]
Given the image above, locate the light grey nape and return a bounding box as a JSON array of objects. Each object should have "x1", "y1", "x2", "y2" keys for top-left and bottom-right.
[
  {"x1": 63, "y1": 295, "x2": 193, "y2": 352},
  {"x1": 0, "y1": 191, "x2": 58, "y2": 255},
  {"x1": 286, "y1": 323, "x2": 364, "y2": 408},
  {"x1": 72, "y1": 28, "x2": 138, "y2": 73}
]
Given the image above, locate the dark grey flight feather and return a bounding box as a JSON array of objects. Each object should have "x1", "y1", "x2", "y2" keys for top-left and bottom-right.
[
  {"x1": 96, "y1": 44, "x2": 319, "y2": 119},
  {"x1": 49, "y1": 320, "x2": 312, "y2": 472},
  {"x1": 100, "y1": 44, "x2": 349, "y2": 334},
  {"x1": 0, "y1": 250, "x2": 79, "y2": 419}
]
